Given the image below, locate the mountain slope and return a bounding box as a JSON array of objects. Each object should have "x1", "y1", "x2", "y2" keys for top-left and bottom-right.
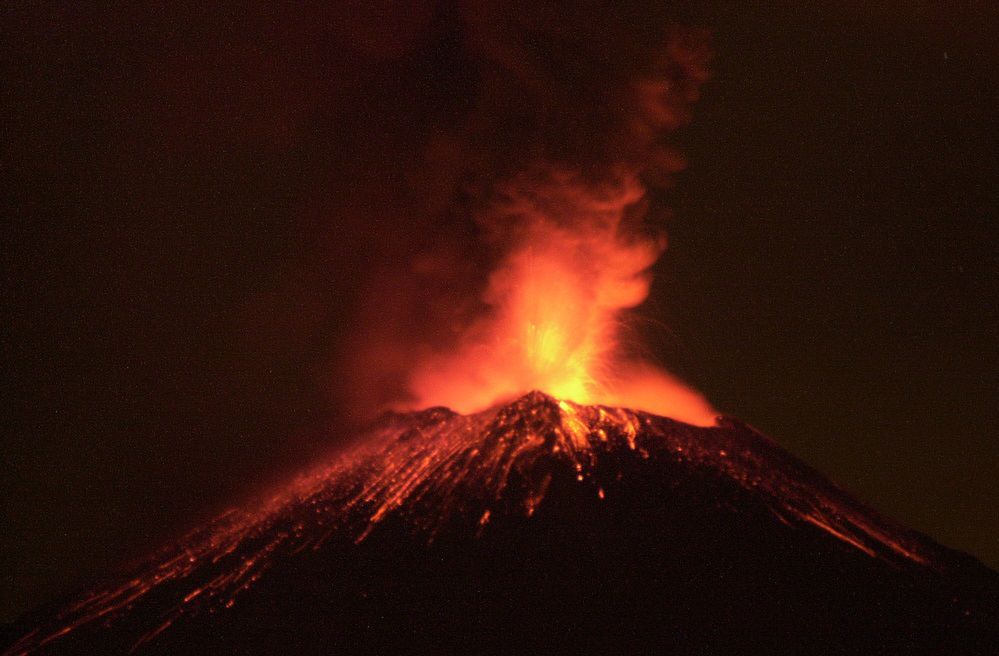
[{"x1": 6, "y1": 391, "x2": 998, "y2": 654}]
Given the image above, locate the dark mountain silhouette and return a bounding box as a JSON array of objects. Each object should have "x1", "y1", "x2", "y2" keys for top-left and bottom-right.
[{"x1": 5, "y1": 391, "x2": 998, "y2": 654}]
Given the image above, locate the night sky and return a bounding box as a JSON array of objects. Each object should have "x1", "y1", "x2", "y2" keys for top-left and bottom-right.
[{"x1": 3, "y1": 2, "x2": 997, "y2": 623}]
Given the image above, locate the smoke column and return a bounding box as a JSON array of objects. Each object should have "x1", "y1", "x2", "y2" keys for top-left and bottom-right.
[{"x1": 338, "y1": 1, "x2": 714, "y2": 425}]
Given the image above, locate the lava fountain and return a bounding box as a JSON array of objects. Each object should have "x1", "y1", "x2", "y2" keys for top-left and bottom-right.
[{"x1": 399, "y1": 165, "x2": 716, "y2": 425}]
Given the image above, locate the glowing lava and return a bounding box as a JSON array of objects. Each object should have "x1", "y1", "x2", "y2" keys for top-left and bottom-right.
[
  {"x1": 5, "y1": 392, "x2": 949, "y2": 655},
  {"x1": 401, "y1": 167, "x2": 717, "y2": 426}
]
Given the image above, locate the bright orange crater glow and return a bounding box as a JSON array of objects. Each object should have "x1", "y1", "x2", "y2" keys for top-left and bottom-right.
[{"x1": 400, "y1": 167, "x2": 717, "y2": 427}]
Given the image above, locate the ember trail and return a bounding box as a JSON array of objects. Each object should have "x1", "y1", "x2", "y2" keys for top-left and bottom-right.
[{"x1": 7, "y1": 391, "x2": 996, "y2": 654}]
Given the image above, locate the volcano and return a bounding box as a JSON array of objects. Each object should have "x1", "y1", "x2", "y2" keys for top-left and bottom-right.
[{"x1": 5, "y1": 392, "x2": 998, "y2": 655}]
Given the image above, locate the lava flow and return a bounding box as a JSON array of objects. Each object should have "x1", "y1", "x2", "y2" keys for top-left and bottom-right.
[{"x1": 6, "y1": 391, "x2": 998, "y2": 654}]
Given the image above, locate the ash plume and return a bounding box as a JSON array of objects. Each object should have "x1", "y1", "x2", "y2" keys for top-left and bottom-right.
[{"x1": 338, "y1": 1, "x2": 712, "y2": 420}]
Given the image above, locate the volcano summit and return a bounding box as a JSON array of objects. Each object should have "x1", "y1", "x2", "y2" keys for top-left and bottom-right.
[{"x1": 5, "y1": 392, "x2": 998, "y2": 654}]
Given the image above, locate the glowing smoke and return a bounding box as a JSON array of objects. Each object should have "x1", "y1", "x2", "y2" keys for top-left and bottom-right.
[
  {"x1": 339, "y1": 3, "x2": 714, "y2": 425},
  {"x1": 403, "y1": 165, "x2": 715, "y2": 424}
]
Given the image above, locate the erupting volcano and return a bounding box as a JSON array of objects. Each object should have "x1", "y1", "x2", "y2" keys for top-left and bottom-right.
[{"x1": 5, "y1": 3, "x2": 998, "y2": 655}]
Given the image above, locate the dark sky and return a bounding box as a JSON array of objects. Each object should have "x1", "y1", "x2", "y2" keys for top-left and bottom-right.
[{"x1": 2, "y1": 2, "x2": 997, "y2": 622}]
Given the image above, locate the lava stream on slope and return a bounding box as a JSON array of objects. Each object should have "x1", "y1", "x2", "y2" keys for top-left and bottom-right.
[{"x1": 6, "y1": 392, "x2": 998, "y2": 655}]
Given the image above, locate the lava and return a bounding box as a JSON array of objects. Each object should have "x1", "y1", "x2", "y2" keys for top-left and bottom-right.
[
  {"x1": 400, "y1": 167, "x2": 717, "y2": 426},
  {"x1": 4, "y1": 391, "x2": 960, "y2": 655}
]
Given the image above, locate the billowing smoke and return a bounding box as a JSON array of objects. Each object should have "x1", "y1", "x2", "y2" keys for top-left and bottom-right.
[{"x1": 337, "y1": 1, "x2": 713, "y2": 424}]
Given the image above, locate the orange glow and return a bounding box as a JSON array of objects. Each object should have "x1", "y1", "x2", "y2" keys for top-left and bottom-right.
[
  {"x1": 400, "y1": 167, "x2": 717, "y2": 426},
  {"x1": 8, "y1": 391, "x2": 936, "y2": 654}
]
